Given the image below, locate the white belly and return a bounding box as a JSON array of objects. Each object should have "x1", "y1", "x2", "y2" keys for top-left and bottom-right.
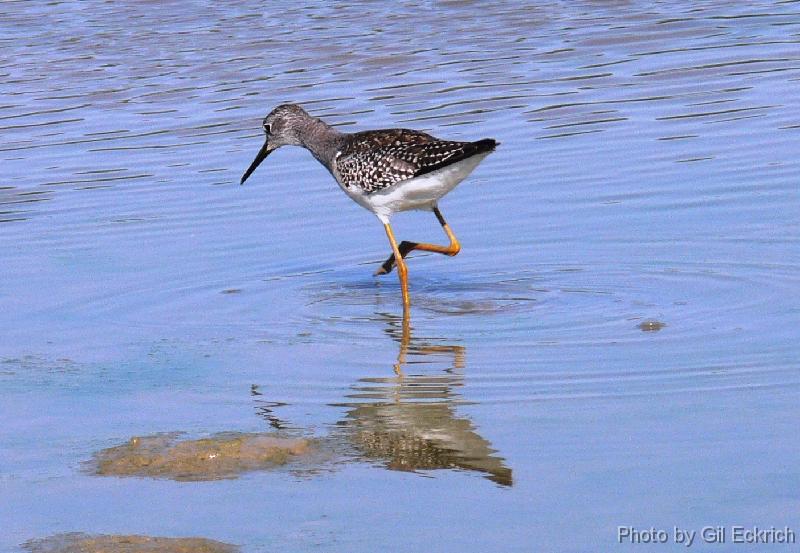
[{"x1": 343, "y1": 152, "x2": 490, "y2": 223}]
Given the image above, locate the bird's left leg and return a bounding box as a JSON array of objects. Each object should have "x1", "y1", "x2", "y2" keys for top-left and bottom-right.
[
  {"x1": 375, "y1": 206, "x2": 461, "y2": 275},
  {"x1": 382, "y1": 221, "x2": 411, "y2": 314}
]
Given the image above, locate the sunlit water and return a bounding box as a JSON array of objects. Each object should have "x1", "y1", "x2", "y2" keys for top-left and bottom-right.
[{"x1": 1, "y1": 1, "x2": 799, "y2": 551}]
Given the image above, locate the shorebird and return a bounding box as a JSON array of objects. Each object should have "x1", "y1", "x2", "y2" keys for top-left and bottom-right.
[{"x1": 240, "y1": 103, "x2": 497, "y2": 312}]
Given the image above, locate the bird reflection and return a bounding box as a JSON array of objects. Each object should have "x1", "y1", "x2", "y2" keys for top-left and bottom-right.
[
  {"x1": 251, "y1": 385, "x2": 289, "y2": 430},
  {"x1": 336, "y1": 312, "x2": 512, "y2": 486}
]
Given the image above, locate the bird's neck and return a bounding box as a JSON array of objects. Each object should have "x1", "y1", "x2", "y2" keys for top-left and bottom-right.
[{"x1": 298, "y1": 117, "x2": 344, "y2": 171}]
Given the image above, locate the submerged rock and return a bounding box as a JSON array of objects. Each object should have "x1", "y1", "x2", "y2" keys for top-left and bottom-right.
[
  {"x1": 93, "y1": 432, "x2": 311, "y2": 481},
  {"x1": 638, "y1": 320, "x2": 667, "y2": 332},
  {"x1": 23, "y1": 532, "x2": 237, "y2": 553}
]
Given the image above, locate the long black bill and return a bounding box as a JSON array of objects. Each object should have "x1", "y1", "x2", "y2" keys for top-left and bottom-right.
[{"x1": 240, "y1": 139, "x2": 272, "y2": 185}]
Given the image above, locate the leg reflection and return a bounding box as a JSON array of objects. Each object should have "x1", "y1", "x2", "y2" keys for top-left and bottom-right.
[{"x1": 390, "y1": 309, "x2": 465, "y2": 376}]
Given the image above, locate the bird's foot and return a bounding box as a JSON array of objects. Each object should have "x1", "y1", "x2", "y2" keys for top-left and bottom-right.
[{"x1": 374, "y1": 256, "x2": 396, "y2": 276}]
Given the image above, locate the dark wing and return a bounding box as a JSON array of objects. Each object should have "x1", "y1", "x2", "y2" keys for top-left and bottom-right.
[{"x1": 335, "y1": 129, "x2": 497, "y2": 194}]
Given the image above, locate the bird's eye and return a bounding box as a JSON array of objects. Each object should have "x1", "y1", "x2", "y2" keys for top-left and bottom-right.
[{"x1": 264, "y1": 123, "x2": 271, "y2": 134}]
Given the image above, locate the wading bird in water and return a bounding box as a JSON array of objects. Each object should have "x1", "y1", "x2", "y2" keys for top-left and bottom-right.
[{"x1": 240, "y1": 104, "x2": 497, "y2": 314}]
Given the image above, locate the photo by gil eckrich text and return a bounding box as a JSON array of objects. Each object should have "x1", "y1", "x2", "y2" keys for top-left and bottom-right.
[{"x1": 617, "y1": 526, "x2": 796, "y2": 547}]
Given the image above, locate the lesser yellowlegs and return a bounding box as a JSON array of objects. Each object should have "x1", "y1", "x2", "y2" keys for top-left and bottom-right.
[{"x1": 240, "y1": 103, "x2": 497, "y2": 312}]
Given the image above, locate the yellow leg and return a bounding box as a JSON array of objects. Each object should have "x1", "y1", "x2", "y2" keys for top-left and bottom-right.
[
  {"x1": 383, "y1": 222, "x2": 410, "y2": 314},
  {"x1": 376, "y1": 206, "x2": 461, "y2": 275}
]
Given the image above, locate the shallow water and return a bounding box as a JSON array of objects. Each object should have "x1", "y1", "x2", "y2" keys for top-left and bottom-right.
[{"x1": 1, "y1": 1, "x2": 799, "y2": 551}]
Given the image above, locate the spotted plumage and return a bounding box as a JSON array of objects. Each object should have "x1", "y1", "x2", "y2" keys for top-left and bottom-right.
[{"x1": 334, "y1": 129, "x2": 497, "y2": 194}]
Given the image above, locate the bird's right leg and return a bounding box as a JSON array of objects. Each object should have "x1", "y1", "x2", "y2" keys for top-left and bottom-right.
[{"x1": 375, "y1": 206, "x2": 461, "y2": 275}]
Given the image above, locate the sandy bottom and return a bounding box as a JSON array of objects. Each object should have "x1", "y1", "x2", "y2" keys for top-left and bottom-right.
[
  {"x1": 93, "y1": 432, "x2": 312, "y2": 481},
  {"x1": 23, "y1": 532, "x2": 237, "y2": 553}
]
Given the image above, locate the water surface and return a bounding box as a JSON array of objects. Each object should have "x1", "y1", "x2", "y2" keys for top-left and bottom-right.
[{"x1": 1, "y1": 1, "x2": 799, "y2": 551}]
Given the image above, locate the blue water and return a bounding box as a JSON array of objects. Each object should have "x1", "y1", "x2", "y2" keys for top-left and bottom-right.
[{"x1": 1, "y1": 1, "x2": 799, "y2": 551}]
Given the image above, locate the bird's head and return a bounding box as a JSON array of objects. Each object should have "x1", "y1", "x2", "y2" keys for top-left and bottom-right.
[{"x1": 240, "y1": 103, "x2": 311, "y2": 184}]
